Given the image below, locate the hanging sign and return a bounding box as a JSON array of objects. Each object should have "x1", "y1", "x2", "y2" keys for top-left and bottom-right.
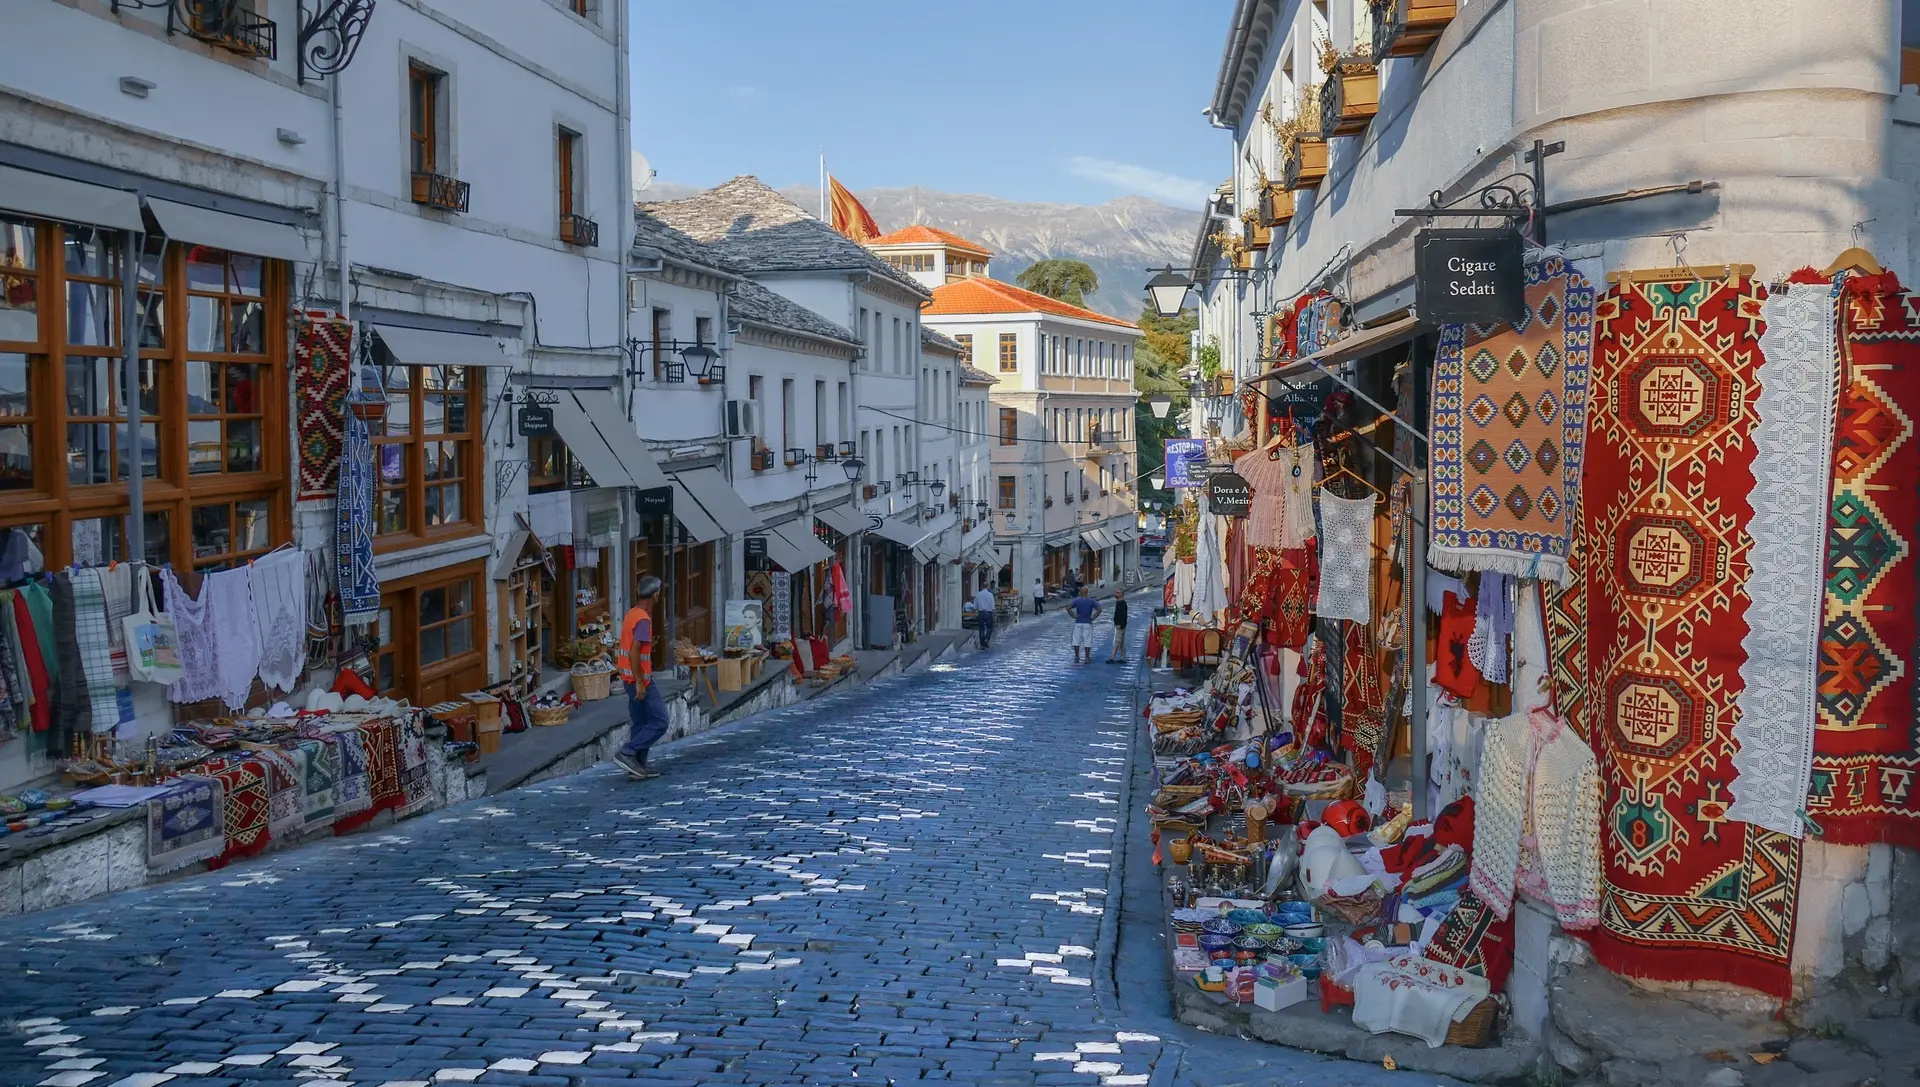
[
  {"x1": 746, "y1": 535, "x2": 769, "y2": 561},
  {"x1": 1164, "y1": 438, "x2": 1208, "y2": 489},
  {"x1": 517, "y1": 405, "x2": 556, "y2": 437},
  {"x1": 635, "y1": 486, "x2": 673, "y2": 518},
  {"x1": 1207, "y1": 472, "x2": 1252, "y2": 518},
  {"x1": 1414, "y1": 228, "x2": 1525, "y2": 325}
]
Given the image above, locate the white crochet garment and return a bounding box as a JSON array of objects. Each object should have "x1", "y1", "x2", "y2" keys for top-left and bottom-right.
[{"x1": 1314, "y1": 491, "x2": 1375, "y2": 624}]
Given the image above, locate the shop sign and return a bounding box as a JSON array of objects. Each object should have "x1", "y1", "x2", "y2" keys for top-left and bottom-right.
[
  {"x1": 635, "y1": 486, "x2": 673, "y2": 518},
  {"x1": 746, "y1": 535, "x2": 768, "y2": 560},
  {"x1": 1415, "y1": 228, "x2": 1525, "y2": 325},
  {"x1": 1207, "y1": 472, "x2": 1252, "y2": 518},
  {"x1": 517, "y1": 405, "x2": 555, "y2": 437},
  {"x1": 1164, "y1": 438, "x2": 1208, "y2": 489}
]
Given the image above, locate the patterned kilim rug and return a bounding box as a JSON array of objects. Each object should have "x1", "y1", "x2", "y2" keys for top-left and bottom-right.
[
  {"x1": 1580, "y1": 272, "x2": 1800, "y2": 998},
  {"x1": 1430, "y1": 255, "x2": 1595, "y2": 582},
  {"x1": 145, "y1": 777, "x2": 224, "y2": 875},
  {"x1": 202, "y1": 754, "x2": 274, "y2": 868},
  {"x1": 294, "y1": 314, "x2": 351, "y2": 501},
  {"x1": 1807, "y1": 272, "x2": 1920, "y2": 848},
  {"x1": 334, "y1": 717, "x2": 404, "y2": 835},
  {"x1": 298, "y1": 737, "x2": 338, "y2": 830}
]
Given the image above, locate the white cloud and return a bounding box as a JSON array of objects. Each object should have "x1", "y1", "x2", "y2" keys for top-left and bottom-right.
[{"x1": 1066, "y1": 157, "x2": 1210, "y2": 208}]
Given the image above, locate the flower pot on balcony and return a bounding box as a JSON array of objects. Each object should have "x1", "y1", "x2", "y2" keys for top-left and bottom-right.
[
  {"x1": 1243, "y1": 215, "x2": 1272, "y2": 250},
  {"x1": 1261, "y1": 184, "x2": 1295, "y2": 227},
  {"x1": 1325, "y1": 64, "x2": 1379, "y2": 137},
  {"x1": 1285, "y1": 137, "x2": 1330, "y2": 190},
  {"x1": 1232, "y1": 248, "x2": 1254, "y2": 271},
  {"x1": 1373, "y1": 0, "x2": 1456, "y2": 57}
]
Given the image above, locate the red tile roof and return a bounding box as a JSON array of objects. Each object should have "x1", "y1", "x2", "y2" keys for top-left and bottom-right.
[
  {"x1": 925, "y1": 277, "x2": 1137, "y2": 329},
  {"x1": 867, "y1": 224, "x2": 993, "y2": 257}
]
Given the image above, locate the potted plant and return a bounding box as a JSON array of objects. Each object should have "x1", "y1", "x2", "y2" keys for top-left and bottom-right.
[
  {"x1": 1318, "y1": 35, "x2": 1379, "y2": 138},
  {"x1": 1371, "y1": 0, "x2": 1457, "y2": 58},
  {"x1": 1284, "y1": 90, "x2": 1330, "y2": 190}
]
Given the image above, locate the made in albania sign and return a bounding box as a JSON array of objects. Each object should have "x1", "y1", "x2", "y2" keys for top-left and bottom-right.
[{"x1": 1414, "y1": 228, "x2": 1525, "y2": 325}]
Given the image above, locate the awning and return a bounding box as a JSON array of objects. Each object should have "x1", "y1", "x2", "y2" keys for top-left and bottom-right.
[
  {"x1": 145, "y1": 197, "x2": 314, "y2": 262},
  {"x1": 966, "y1": 540, "x2": 1004, "y2": 569},
  {"x1": 666, "y1": 481, "x2": 725, "y2": 543},
  {"x1": 544, "y1": 390, "x2": 670, "y2": 491},
  {"x1": 1251, "y1": 314, "x2": 1423, "y2": 385},
  {"x1": 1112, "y1": 528, "x2": 1138, "y2": 543},
  {"x1": 371, "y1": 323, "x2": 513, "y2": 368},
  {"x1": 574, "y1": 390, "x2": 669, "y2": 490},
  {"x1": 670, "y1": 466, "x2": 763, "y2": 540},
  {"x1": 911, "y1": 542, "x2": 940, "y2": 565},
  {"x1": 873, "y1": 510, "x2": 954, "y2": 551},
  {"x1": 0, "y1": 165, "x2": 143, "y2": 231},
  {"x1": 815, "y1": 503, "x2": 870, "y2": 537},
  {"x1": 1083, "y1": 529, "x2": 1113, "y2": 550},
  {"x1": 763, "y1": 520, "x2": 833, "y2": 571}
]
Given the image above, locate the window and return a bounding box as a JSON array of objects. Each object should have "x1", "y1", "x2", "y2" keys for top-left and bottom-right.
[
  {"x1": 650, "y1": 307, "x2": 671, "y2": 381},
  {"x1": 0, "y1": 218, "x2": 289, "y2": 574},
  {"x1": 781, "y1": 378, "x2": 794, "y2": 461},
  {"x1": 556, "y1": 127, "x2": 580, "y2": 222},
  {"x1": 408, "y1": 64, "x2": 442, "y2": 175},
  {"x1": 813, "y1": 380, "x2": 826, "y2": 453},
  {"x1": 858, "y1": 308, "x2": 869, "y2": 370},
  {"x1": 999, "y1": 407, "x2": 1018, "y2": 446},
  {"x1": 370, "y1": 364, "x2": 479, "y2": 546},
  {"x1": 375, "y1": 561, "x2": 486, "y2": 704},
  {"x1": 998, "y1": 475, "x2": 1017, "y2": 509},
  {"x1": 837, "y1": 382, "x2": 849, "y2": 443},
  {"x1": 1907, "y1": 0, "x2": 1920, "y2": 85},
  {"x1": 527, "y1": 435, "x2": 588, "y2": 493},
  {"x1": 998, "y1": 332, "x2": 1018, "y2": 373},
  {"x1": 953, "y1": 333, "x2": 972, "y2": 363},
  {"x1": 569, "y1": 0, "x2": 589, "y2": 15}
]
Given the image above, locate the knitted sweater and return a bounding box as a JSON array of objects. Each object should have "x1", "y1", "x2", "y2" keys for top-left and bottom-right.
[{"x1": 1469, "y1": 705, "x2": 1600, "y2": 929}]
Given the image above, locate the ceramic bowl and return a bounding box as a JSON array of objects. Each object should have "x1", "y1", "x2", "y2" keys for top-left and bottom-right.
[
  {"x1": 1225, "y1": 908, "x2": 1270, "y2": 926},
  {"x1": 1240, "y1": 923, "x2": 1287, "y2": 943},
  {"x1": 1197, "y1": 934, "x2": 1235, "y2": 955},
  {"x1": 1283, "y1": 922, "x2": 1324, "y2": 939},
  {"x1": 1202, "y1": 917, "x2": 1239, "y2": 936}
]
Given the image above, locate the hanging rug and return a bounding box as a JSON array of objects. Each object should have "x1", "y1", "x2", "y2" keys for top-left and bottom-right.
[
  {"x1": 145, "y1": 776, "x2": 225, "y2": 875},
  {"x1": 295, "y1": 314, "x2": 352, "y2": 500},
  {"x1": 1807, "y1": 272, "x2": 1920, "y2": 848},
  {"x1": 1580, "y1": 271, "x2": 1800, "y2": 998},
  {"x1": 1430, "y1": 254, "x2": 1595, "y2": 582}
]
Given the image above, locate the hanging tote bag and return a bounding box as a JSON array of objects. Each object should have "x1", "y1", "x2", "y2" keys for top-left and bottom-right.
[{"x1": 123, "y1": 570, "x2": 184, "y2": 685}]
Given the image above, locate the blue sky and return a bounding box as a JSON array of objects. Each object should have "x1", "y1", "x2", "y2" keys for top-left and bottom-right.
[{"x1": 629, "y1": 0, "x2": 1236, "y2": 209}]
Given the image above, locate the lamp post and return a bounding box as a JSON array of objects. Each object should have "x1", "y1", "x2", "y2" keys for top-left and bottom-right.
[
  {"x1": 1151, "y1": 474, "x2": 1165, "y2": 491},
  {"x1": 679, "y1": 342, "x2": 722, "y2": 384},
  {"x1": 1144, "y1": 266, "x2": 1194, "y2": 319},
  {"x1": 840, "y1": 456, "x2": 865, "y2": 484},
  {"x1": 1146, "y1": 392, "x2": 1173, "y2": 419}
]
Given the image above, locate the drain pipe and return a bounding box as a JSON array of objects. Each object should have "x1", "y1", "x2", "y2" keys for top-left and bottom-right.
[{"x1": 330, "y1": 71, "x2": 350, "y2": 318}]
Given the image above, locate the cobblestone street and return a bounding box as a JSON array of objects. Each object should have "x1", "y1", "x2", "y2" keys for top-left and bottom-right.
[{"x1": 0, "y1": 607, "x2": 1427, "y2": 1087}]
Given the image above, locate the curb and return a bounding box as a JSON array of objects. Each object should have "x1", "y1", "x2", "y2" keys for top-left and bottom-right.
[{"x1": 1095, "y1": 591, "x2": 1154, "y2": 1023}]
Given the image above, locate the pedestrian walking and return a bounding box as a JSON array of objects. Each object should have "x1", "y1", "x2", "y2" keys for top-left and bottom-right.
[
  {"x1": 1106, "y1": 596, "x2": 1130, "y2": 663},
  {"x1": 1067, "y1": 587, "x2": 1101, "y2": 663},
  {"x1": 973, "y1": 585, "x2": 998, "y2": 649},
  {"x1": 611, "y1": 576, "x2": 670, "y2": 780},
  {"x1": 1032, "y1": 577, "x2": 1046, "y2": 616}
]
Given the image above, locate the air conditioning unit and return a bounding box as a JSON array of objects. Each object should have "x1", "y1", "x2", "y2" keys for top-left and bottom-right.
[{"x1": 725, "y1": 399, "x2": 760, "y2": 439}]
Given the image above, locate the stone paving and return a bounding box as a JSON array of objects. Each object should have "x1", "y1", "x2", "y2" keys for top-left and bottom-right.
[{"x1": 0, "y1": 604, "x2": 1432, "y2": 1087}]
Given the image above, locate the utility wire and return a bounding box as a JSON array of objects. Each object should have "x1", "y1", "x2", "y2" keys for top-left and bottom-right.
[{"x1": 861, "y1": 404, "x2": 1143, "y2": 449}]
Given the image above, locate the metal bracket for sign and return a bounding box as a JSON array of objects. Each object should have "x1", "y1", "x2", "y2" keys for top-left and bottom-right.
[
  {"x1": 1394, "y1": 139, "x2": 1561, "y2": 245},
  {"x1": 497, "y1": 388, "x2": 560, "y2": 449},
  {"x1": 493, "y1": 458, "x2": 527, "y2": 504}
]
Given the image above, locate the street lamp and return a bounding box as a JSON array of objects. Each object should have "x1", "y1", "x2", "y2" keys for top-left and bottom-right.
[
  {"x1": 1144, "y1": 266, "x2": 1193, "y2": 319},
  {"x1": 840, "y1": 456, "x2": 865, "y2": 483},
  {"x1": 1146, "y1": 392, "x2": 1173, "y2": 419},
  {"x1": 679, "y1": 342, "x2": 722, "y2": 383},
  {"x1": 974, "y1": 500, "x2": 989, "y2": 519},
  {"x1": 1004, "y1": 509, "x2": 1017, "y2": 528},
  {"x1": 1150, "y1": 474, "x2": 1165, "y2": 491},
  {"x1": 929, "y1": 479, "x2": 946, "y2": 499}
]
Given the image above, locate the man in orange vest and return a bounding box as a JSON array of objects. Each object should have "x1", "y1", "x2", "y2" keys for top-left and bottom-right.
[{"x1": 612, "y1": 575, "x2": 669, "y2": 780}]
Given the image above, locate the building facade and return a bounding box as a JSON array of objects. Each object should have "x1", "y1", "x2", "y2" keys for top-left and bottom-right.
[{"x1": 0, "y1": 0, "x2": 628, "y2": 790}]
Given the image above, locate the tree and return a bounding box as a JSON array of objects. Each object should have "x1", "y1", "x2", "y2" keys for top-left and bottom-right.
[
  {"x1": 1016, "y1": 259, "x2": 1099, "y2": 308},
  {"x1": 1132, "y1": 303, "x2": 1197, "y2": 509}
]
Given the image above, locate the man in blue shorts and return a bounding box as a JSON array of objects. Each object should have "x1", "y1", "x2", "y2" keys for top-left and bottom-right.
[{"x1": 1067, "y1": 587, "x2": 1101, "y2": 664}]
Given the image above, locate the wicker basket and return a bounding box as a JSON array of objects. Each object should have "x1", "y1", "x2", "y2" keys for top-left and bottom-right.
[
  {"x1": 1154, "y1": 785, "x2": 1209, "y2": 807},
  {"x1": 571, "y1": 668, "x2": 613, "y2": 702},
  {"x1": 1446, "y1": 997, "x2": 1499, "y2": 1047},
  {"x1": 530, "y1": 704, "x2": 571, "y2": 728}
]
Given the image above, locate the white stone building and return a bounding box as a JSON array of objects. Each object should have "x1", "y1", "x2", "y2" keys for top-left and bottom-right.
[{"x1": 0, "y1": 0, "x2": 629, "y2": 789}]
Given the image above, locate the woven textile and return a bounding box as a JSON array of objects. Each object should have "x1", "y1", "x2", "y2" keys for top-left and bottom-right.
[
  {"x1": 1315, "y1": 492, "x2": 1375, "y2": 624},
  {"x1": 163, "y1": 568, "x2": 219, "y2": 705},
  {"x1": 202, "y1": 754, "x2": 273, "y2": 867},
  {"x1": 330, "y1": 726, "x2": 372, "y2": 818},
  {"x1": 1431, "y1": 256, "x2": 1595, "y2": 582},
  {"x1": 295, "y1": 315, "x2": 352, "y2": 500},
  {"x1": 205, "y1": 567, "x2": 260, "y2": 711},
  {"x1": 334, "y1": 718, "x2": 404, "y2": 834},
  {"x1": 335, "y1": 412, "x2": 381, "y2": 625},
  {"x1": 1807, "y1": 272, "x2": 1920, "y2": 847},
  {"x1": 70, "y1": 568, "x2": 120, "y2": 732},
  {"x1": 1424, "y1": 888, "x2": 1515, "y2": 993},
  {"x1": 1727, "y1": 281, "x2": 1840, "y2": 837},
  {"x1": 298, "y1": 737, "x2": 338, "y2": 828},
  {"x1": 397, "y1": 715, "x2": 433, "y2": 816},
  {"x1": 1238, "y1": 443, "x2": 1315, "y2": 547},
  {"x1": 145, "y1": 777, "x2": 224, "y2": 874},
  {"x1": 252, "y1": 747, "x2": 305, "y2": 838},
  {"x1": 250, "y1": 548, "x2": 306, "y2": 692},
  {"x1": 1582, "y1": 272, "x2": 1800, "y2": 997},
  {"x1": 1342, "y1": 621, "x2": 1385, "y2": 777}
]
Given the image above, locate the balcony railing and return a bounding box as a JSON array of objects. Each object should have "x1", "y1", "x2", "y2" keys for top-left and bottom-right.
[
  {"x1": 170, "y1": 0, "x2": 278, "y2": 60},
  {"x1": 560, "y1": 213, "x2": 599, "y2": 248},
  {"x1": 411, "y1": 172, "x2": 470, "y2": 213}
]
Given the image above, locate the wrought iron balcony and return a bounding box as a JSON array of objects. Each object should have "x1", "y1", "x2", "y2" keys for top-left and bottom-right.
[
  {"x1": 113, "y1": 0, "x2": 278, "y2": 60},
  {"x1": 560, "y1": 213, "x2": 599, "y2": 248},
  {"x1": 411, "y1": 172, "x2": 470, "y2": 213}
]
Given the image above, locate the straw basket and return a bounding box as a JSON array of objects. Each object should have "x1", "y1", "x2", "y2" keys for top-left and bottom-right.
[
  {"x1": 1446, "y1": 997, "x2": 1499, "y2": 1047},
  {"x1": 1154, "y1": 785, "x2": 1209, "y2": 808},
  {"x1": 571, "y1": 667, "x2": 613, "y2": 702},
  {"x1": 530, "y1": 704, "x2": 571, "y2": 728}
]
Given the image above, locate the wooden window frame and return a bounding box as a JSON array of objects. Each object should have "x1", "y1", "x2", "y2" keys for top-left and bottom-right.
[
  {"x1": 998, "y1": 407, "x2": 1017, "y2": 446},
  {"x1": 0, "y1": 217, "x2": 288, "y2": 577},
  {"x1": 374, "y1": 560, "x2": 487, "y2": 704},
  {"x1": 997, "y1": 475, "x2": 1016, "y2": 510},
  {"x1": 370, "y1": 364, "x2": 483, "y2": 553},
  {"x1": 557, "y1": 128, "x2": 578, "y2": 222},
  {"x1": 997, "y1": 332, "x2": 1018, "y2": 373},
  {"x1": 408, "y1": 64, "x2": 440, "y2": 176}
]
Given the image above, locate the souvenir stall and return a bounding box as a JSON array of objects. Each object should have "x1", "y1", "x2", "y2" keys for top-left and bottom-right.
[
  {"x1": 1144, "y1": 252, "x2": 1608, "y2": 1054},
  {"x1": 1149, "y1": 240, "x2": 1920, "y2": 1059}
]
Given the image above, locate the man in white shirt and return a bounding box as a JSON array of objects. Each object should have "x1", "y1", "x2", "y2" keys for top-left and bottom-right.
[
  {"x1": 972, "y1": 586, "x2": 998, "y2": 649},
  {"x1": 1032, "y1": 577, "x2": 1046, "y2": 616}
]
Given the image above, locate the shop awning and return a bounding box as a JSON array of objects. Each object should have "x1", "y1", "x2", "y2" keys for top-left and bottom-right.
[
  {"x1": 669, "y1": 466, "x2": 763, "y2": 541},
  {"x1": 1250, "y1": 314, "x2": 1423, "y2": 385},
  {"x1": 815, "y1": 503, "x2": 871, "y2": 537},
  {"x1": 967, "y1": 541, "x2": 1004, "y2": 569},
  {"x1": 666, "y1": 481, "x2": 726, "y2": 544},
  {"x1": 1083, "y1": 529, "x2": 1113, "y2": 550},
  {"x1": 1112, "y1": 528, "x2": 1138, "y2": 543},
  {"x1": 0, "y1": 165, "x2": 143, "y2": 231},
  {"x1": 543, "y1": 390, "x2": 670, "y2": 492},
  {"x1": 371, "y1": 323, "x2": 514, "y2": 368},
  {"x1": 145, "y1": 196, "x2": 314, "y2": 263},
  {"x1": 762, "y1": 520, "x2": 833, "y2": 572},
  {"x1": 873, "y1": 510, "x2": 954, "y2": 551}
]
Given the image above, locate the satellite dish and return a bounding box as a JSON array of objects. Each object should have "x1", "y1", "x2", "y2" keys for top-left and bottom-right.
[{"x1": 631, "y1": 149, "x2": 656, "y2": 195}]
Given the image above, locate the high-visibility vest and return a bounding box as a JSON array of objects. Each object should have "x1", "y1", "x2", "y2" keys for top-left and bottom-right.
[{"x1": 616, "y1": 605, "x2": 652, "y2": 686}]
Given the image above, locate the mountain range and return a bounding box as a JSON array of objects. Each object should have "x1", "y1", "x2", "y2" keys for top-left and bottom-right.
[{"x1": 644, "y1": 181, "x2": 1202, "y2": 320}]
